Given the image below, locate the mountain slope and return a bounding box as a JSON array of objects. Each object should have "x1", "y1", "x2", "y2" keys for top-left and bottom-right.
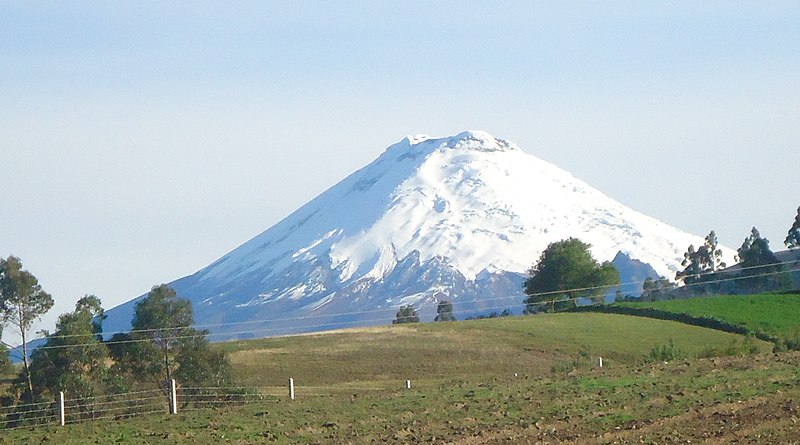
[{"x1": 103, "y1": 131, "x2": 730, "y2": 339}]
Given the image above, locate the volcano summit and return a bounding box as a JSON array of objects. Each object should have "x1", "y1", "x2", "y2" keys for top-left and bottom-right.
[{"x1": 103, "y1": 131, "x2": 724, "y2": 339}]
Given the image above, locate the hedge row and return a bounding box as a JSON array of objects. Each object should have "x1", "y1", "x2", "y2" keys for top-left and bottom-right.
[{"x1": 569, "y1": 304, "x2": 778, "y2": 344}]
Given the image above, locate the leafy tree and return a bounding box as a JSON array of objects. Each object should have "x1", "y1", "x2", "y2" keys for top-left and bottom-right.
[
  {"x1": 0, "y1": 256, "x2": 54, "y2": 399},
  {"x1": 0, "y1": 343, "x2": 9, "y2": 375},
  {"x1": 106, "y1": 331, "x2": 162, "y2": 392},
  {"x1": 701, "y1": 231, "x2": 727, "y2": 272},
  {"x1": 675, "y1": 244, "x2": 702, "y2": 284},
  {"x1": 434, "y1": 300, "x2": 456, "y2": 322},
  {"x1": 675, "y1": 230, "x2": 727, "y2": 284},
  {"x1": 640, "y1": 276, "x2": 676, "y2": 302},
  {"x1": 736, "y1": 227, "x2": 783, "y2": 292},
  {"x1": 736, "y1": 227, "x2": 776, "y2": 267},
  {"x1": 466, "y1": 309, "x2": 512, "y2": 320},
  {"x1": 27, "y1": 296, "x2": 109, "y2": 414},
  {"x1": 786, "y1": 206, "x2": 800, "y2": 250},
  {"x1": 113, "y1": 284, "x2": 232, "y2": 392},
  {"x1": 129, "y1": 284, "x2": 195, "y2": 386},
  {"x1": 523, "y1": 238, "x2": 619, "y2": 313},
  {"x1": 392, "y1": 305, "x2": 419, "y2": 324},
  {"x1": 174, "y1": 334, "x2": 231, "y2": 387}
]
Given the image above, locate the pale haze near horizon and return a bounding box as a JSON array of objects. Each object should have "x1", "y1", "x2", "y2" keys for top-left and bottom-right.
[{"x1": 1, "y1": 2, "x2": 798, "y2": 345}]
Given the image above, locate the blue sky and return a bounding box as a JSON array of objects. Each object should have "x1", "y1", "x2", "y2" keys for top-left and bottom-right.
[{"x1": 2, "y1": 2, "x2": 799, "y2": 343}]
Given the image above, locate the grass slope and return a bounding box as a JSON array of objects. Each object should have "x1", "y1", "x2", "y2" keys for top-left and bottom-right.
[
  {"x1": 618, "y1": 293, "x2": 800, "y2": 342},
  {"x1": 3, "y1": 312, "x2": 791, "y2": 444},
  {"x1": 220, "y1": 313, "x2": 771, "y2": 388}
]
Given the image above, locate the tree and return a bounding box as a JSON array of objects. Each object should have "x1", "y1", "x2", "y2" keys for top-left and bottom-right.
[
  {"x1": 115, "y1": 284, "x2": 233, "y2": 392},
  {"x1": 434, "y1": 300, "x2": 456, "y2": 322},
  {"x1": 640, "y1": 276, "x2": 676, "y2": 302},
  {"x1": 701, "y1": 231, "x2": 727, "y2": 272},
  {"x1": 129, "y1": 284, "x2": 195, "y2": 387},
  {"x1": 523, "y1": 238, "x2": 619, "y2": 313},
  {"x1": 736, "y1": 227, "x2": 783, "y2": 292},
  {"x1": 0, "y1": 343, "x2": 9, "y2": 375},
  {"x1": 675, "y1": 231, "x2": 727, "y2": 284},
  {"x1": 174, "y1": 335, "x2": 231, "y2": 388},
  {"x1": 106, "y1": 331, "x2": 162, "y2": 392},
  {"x1": 786, "y1": 206, "x2": 800, "y2": 250},
  {"x1": 27, "y1": 296, "x2": 109, "y2": 413},
  {"x1": 675, "y1": 245, "x2": 702, "y2": 284},
  {"x1": 0, "y1": 256, "x2": 54, "y2": 399},
  {"x1": 392, "y1": 305, "x2": 419, "y2": 324}
]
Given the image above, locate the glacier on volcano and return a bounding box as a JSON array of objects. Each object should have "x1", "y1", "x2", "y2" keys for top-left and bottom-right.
[{"x1": 101, "y1": 130, "x2": 733, "y2": 340}]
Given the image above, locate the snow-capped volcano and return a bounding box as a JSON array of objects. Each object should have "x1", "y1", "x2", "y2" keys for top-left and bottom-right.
[{"x1": 103, "y1": 131, "x2": 731, "y2": 339}]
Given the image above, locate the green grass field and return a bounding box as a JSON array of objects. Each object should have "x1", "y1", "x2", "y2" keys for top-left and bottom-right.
[
  {"x1": 219, "y1": 313, "x2": 771, "y2": 388},
  {"x1": 617, "y1": 293, "x2": 800, "y2": 342},
  {"x1": 3, "y1": 312, "x2": 797, "y2": 444}
]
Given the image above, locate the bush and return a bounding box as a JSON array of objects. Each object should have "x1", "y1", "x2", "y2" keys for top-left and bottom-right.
[
  {"x1": 392, "y1": 305, "x2": 419, "y2": 324},
  {"x1": 550, "y1": 346, "x2": 597, "y2": 373},
  {"x1": 647, "y1": 339, "x2": 681, "y2": 363}
]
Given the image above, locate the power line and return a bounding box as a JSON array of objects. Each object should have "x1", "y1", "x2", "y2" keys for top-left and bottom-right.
[
  {"x1": 14, "y1": 261, "x2": 800, "y2": 352},
  {"x1": 30, "y1": 257, "x2": 800, "y2": 343}
]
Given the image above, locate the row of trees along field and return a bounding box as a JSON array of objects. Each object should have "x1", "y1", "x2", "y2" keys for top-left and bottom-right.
[
  {"x1": 651, "y1": 206, "x2": 800, "y2": 299},
  {"x1": 0, "y1": 256, "x2": 232, "y2": 421},
  {"x1": 521, "y1": 206, "x2": 800, "y2": 308},
  {"x1": 391, "y1": 300, "x2": 457, "y2": 324}
]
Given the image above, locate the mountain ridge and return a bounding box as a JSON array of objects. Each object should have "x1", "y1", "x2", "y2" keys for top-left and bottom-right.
[{"x1": 101, "y1": 131, "x2": 732, "y2": 339}]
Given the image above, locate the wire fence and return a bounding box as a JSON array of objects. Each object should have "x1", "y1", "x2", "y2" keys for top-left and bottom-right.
[
  {"x1": 0, "y1": 388, "x2": 172, "y2": 430},
  {"x1": 1, "y1": 260, "x2": 797, "y2": 430},
  {"x1": 0, "y1": 379, "x2": 398, "y2": 430}
]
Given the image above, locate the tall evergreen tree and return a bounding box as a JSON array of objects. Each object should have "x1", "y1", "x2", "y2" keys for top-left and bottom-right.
[
  {"x1": 785, "y1": 206, "x2": 800, "y2": 250},
  {"x1": 0, "y1": 256, "x2": 54, "y2": 399}
]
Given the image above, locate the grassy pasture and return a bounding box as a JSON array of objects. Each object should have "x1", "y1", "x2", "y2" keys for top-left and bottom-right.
[
  {"x1": 617, "y1": 293, "x2": 800, "y2": 342},
  {"x1": 4, "y1": 312, "x2": 795, "y2": 444},
  {"x1": 5, "y1": 351, "x2": 800, "y2": 445},
  {"x1": 220, "y1": 313, "x2": 771, "y2": 388}
]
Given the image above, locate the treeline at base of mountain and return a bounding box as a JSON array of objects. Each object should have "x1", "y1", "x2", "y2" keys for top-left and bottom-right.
[
  {"x1": 0, "y1": 266, "x2": 237, "y2": 426},
  {"x1": 626, "y1": 208, "x2": 800, "y2": 302}
]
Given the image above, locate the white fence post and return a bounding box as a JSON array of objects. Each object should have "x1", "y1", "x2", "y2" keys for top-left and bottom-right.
[
  {"x1": 169, "y1": 379, "x2": 178, "y2": 414},
  {"x1": 405, "y1": 379, "x2": 411, "y2": 389},
  {"x1": 289, "y1": 378, "x2": 295, "y2": 400},
  {"x1": 58, "y1": 391, "x2": 65, "y2": 426},
  {"x1": 597, "y1": 357, "x2": 604, "y2": 368}
]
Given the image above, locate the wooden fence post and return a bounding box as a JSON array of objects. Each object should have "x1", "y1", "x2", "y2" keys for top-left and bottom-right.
[
  {"x1": 58, "y1": 391, "x2": 65, "y2": 426},
  {"x1": 169, "y1": 379, "x2": 178, "y2": 414}
]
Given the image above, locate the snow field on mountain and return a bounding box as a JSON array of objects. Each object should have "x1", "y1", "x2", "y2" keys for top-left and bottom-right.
[
  {"x1": 205, "y1": 130, "x2": 727, "y2": 286},
  {"x1": 100, "y1": 130, "x2": 734, "y2": 340}
]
